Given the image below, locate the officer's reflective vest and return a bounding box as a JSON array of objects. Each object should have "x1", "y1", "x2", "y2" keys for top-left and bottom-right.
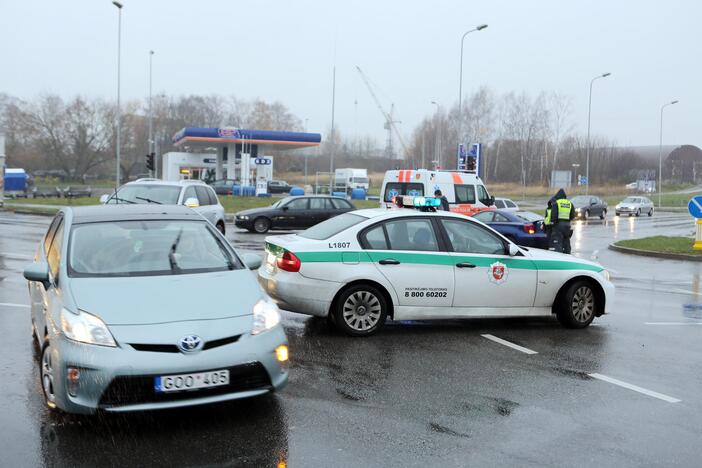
[
  {"x1": 544, "y1": 207, "x2": 552, "y2": 225},
  {"x1": 556, "y1": 198, "x2": 572, "y2": 220}
]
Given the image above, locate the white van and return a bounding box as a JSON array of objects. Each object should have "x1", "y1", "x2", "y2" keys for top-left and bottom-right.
[
  {"x1": 334, "y1": 168, "x2": 369, "y2": 192},
  {"x1": 380, "y1": 169, "x2": 495, "y2": 215}
]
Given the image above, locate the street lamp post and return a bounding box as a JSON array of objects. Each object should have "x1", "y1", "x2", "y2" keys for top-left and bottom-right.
[
  {"x1": 148, "y1": 50, "x2": 154, "y2": 177},
  {"x1": 457, "y1": 24, "x2": 487, "y2": 168},
  {"x1": 112, "y1": 1, "x2": 123, "y2": 189},
  {"x1": 431, "y1": 101, "x2": 440, "y2": 170},
  {"x1": 658, "y1": 100, "x2": 679, "y2": 207},
  {"x1": 585, "y1": 72, "x2": 611, "y2": 195}
]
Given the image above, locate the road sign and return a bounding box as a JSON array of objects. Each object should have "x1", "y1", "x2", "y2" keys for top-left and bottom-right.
[
  {"x1": 688, "y1": 196, "x2": 702, "y2": 218},
  {"x1": 578, "y1": 176, "x2": 588, "y2": 186}
]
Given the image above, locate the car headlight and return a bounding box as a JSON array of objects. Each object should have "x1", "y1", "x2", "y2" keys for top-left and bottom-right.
[
  {"x1": 601, "y1": 270, "x2": 611, "y2": 282},
  {"x1": 252, "y1": 299, "x2": 280, "y2": 335},
  {"x1": 60, "y1": 309, "x2": 116, "y2": 347},
  {"x1": 239, "y1": 215, "x2": 249, "y2": 220}
]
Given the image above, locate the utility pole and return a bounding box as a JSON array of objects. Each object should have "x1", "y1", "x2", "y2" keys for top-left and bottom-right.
[
  {"x1": 658, "y1": 100, "x2": 679, "y2": 207},
  {"x1": 585, "y1": 72, "x2": 611, "y2": 194},
  {"x1": 148, "y1": 50, "x2": 154, "y2": 177},
  {"x1": 112, "y1": 1, "x2": 123, "y2": 189},
  {"x1": 329, "y1": 65, "x2": 336, "y2": 193}
]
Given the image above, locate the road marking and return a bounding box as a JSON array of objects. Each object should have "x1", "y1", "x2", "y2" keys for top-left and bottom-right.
[
  {"x1": 481, "y1": 334, "x2": 538, "y2": 355},
  {"x1": 0, "y1": 302, "x2": 30, "y2": 308},
  {"x1": 644, "y1": 322, "x2": 702, "y2": 326},
  {"x1": 588, "y1": 373, "x2": 681, "y2": 403}
]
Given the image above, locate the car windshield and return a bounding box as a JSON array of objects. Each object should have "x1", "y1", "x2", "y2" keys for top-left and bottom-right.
[
  {"x1": 571, "y1": 196, "x2": 590, "y2": 205},
  {"x1": 299, "y1": 213, "x2": 366, "y2": 240},
  {"x1": 622, "y1": 197, "x2": 638, "y2": 203},
  {"x1": 106, "y1": 184, "x2": 181, "y2": 205},
  {"x1": 271, "y1": 197, "x2": 294, "y2": 208},
  {"x1": 515, "y1": 211, "x2": 543, "y2": 222},
  {"x1": 68, "y1": 220, "x2": 241, "y2": 277}
]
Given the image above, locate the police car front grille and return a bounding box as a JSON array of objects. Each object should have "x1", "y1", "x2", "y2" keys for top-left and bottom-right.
[{"x1": 98, "y1": 362, "x2": 271, "y2": 408}]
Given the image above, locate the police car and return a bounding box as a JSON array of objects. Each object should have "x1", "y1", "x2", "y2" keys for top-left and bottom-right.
[{"x1": 258, "y1": 196, "x2": 614, "y2": 336}]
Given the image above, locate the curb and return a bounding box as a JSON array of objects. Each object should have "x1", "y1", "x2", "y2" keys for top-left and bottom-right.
[{"x1": 608, "y1": 243, "x2": 702, "y2": 262}]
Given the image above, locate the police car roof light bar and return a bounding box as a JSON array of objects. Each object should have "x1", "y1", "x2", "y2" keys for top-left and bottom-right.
[{"x1": 395, "y1": 195, "x2": 441, "y2": 211}]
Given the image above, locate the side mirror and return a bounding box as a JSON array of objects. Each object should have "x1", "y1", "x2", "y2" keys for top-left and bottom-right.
[
  {"x1": 99, "y1": 194, "x2": 109, "y2": 204},
  {"x1": 184, "y1": 197, "x2": 199, "y2": 208},
  {"x1": 242, "y1": 253, "x2": 262, "y2": 270},
  {"x1": 489, "y1": 196, "x2": 495, "y2": 206},
  {"x1": 24, "y1": 262, "x2": 51, "y2": 289},
  {"x1": 508, "y1": 243, "x2": 520, "y2": 257}
]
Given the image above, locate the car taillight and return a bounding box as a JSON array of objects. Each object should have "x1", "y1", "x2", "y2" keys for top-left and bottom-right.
[
  {"x1": 277, "y1": 251, "x2": 301, "y2": 272},
  {"x1": 523, "y1": 223, "x2": 536, "y2": 235}
]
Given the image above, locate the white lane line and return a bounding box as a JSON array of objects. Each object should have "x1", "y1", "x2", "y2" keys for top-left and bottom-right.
[
  {"x1": 588, "y1": 373, "x2": 681, "y2": 403},
  {"x1": 481, "y1": 334, "x2": 538, "y2": 355},
  {"x1": 0, "y1": 302, "x2": 30, "y2": 308},
  {"x1": 644, "y1": 322, "x2": 702, "y2": 326}
]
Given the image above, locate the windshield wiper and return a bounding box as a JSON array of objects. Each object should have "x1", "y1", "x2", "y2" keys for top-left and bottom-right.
[
  {"x1": 168, "y1": 229, "x2": 183, "y2": 273},
  {"x1": 110, "y1": 197, "x2": 136, "y2": 204},
  {"x1": 135, "y1": 196, "x2": 162, "y2": 204}
]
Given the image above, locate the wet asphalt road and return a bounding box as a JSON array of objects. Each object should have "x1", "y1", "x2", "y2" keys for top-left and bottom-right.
[{"x1": 1, "y1": 210, "x2": 702, "y2": 467}]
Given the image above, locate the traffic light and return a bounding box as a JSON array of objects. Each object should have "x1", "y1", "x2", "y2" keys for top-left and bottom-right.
[
  {"x1": 146, "y1": 152, "x2": 155, "y2": 171},
  {"x1": 466, "y1": 156, "x2": 477, "y2": 172}
]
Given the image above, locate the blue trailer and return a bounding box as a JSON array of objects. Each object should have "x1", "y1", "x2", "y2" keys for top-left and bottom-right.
[{"x1": 3, "y1": 168, "x2": 29, "y2": 197}]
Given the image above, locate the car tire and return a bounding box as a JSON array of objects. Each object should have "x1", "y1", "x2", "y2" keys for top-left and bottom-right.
[
  {"x1": 556, "y1": 280, "x2": 597, "y2": 329},
  {"x1": 615, "y1": 212, "x2": 620, "y2": 216},
  {"x1": 40, "y1": 341, "x2": 59, "y2": 411},
  {"x1": 253, "y1": 217, "x2": 271, "y2": 234},
  {"x1": 332, "y1": 284, "x2": 388, "y2": 337},
  {"x1": 600, "y1": 209, "x2": 606, "y2": 220},
  {"x1": 584, "y1": 209, "x2": 589, "y2": 220},
  {"x1": 216, "y1": 221, "x2": 226, "y2": 235},
  {"x1": 636, "y1": 209, "x2": 641, "y2": 217},
  {"x1": 648, "y1": 208, "x2": 654, "y2": 217}
]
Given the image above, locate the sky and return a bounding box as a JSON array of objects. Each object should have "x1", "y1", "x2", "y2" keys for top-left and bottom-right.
[{"x1": 1, "y1": 0, "x2": 699, "y2": 149}]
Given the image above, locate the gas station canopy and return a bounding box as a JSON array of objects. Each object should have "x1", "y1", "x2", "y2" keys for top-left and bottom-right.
[{"x1": 172, "y1": 127, "x2": 321, "y2": 150}]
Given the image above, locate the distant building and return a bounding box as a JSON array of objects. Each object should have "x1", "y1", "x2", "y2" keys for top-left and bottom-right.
[{"x1": 621, "y1": 144, "x2": 702, "y2": 184}]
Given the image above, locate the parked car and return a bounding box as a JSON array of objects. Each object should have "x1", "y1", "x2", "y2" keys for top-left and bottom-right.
[
  {"x1": 235, "y1": 195, "x2": 355, "y2": 233},
  {"x1": 472, "y1": 209, "x2": 548, "y2": 249},
  {"x1": 63, "y1": 186, "x2": 93, "y2": 199},
  {"x1": 209, "y1": 179, "x2": 238, "y2": 195},
  {"x1": 615, "y1": 196, "x2": 654, "y2": 217},
  {"x1": 493, "y1": 197, "x2": 519, "y2": 211},
  {"x1": 267, "y1": 180, "x2": 292, "y2": 194},
  {"x1": 102, "y1": 179, "x2": 227, "y2": 233},
  {"x1": 571, "y1": 195, "x2": 608, "y2": 219},
  {"x1": 24, "y1": 205, "x2": 288, "y2": 414}
]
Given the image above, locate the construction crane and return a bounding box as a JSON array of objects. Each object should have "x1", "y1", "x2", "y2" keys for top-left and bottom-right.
[{"x1": 355, "y1": 66, "x2": 409, "y2": 159}]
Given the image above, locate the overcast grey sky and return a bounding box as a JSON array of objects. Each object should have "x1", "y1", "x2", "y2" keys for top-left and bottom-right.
[{"x1": 1, "y1": 0, "x2": 699, "y2": 148}]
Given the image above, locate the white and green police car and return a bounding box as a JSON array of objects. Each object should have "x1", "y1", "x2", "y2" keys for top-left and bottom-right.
[{"x1": 258, "y1": 196, "x2": 614, "y2": 336}]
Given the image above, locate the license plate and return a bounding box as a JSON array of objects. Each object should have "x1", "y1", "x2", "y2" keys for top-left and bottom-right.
[{"x1": 154, "y1": 369, "x2": 229, "y2": 393}]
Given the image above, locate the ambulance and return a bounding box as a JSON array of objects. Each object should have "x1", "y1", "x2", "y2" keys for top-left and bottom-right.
[{"x1": 380, "y1": 169, "x2": 495, "y2": 216}]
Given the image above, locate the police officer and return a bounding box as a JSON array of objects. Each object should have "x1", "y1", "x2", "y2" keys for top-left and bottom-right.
[
  {"x1": 544, "y1": 203, "x2": 553, "y2": 248},
  {"x1": 434, "y1": 190, "x2": 450, "y2": 211},
  {"x1": 550, "y1": 188, "x2": 575, "y2": 254}
]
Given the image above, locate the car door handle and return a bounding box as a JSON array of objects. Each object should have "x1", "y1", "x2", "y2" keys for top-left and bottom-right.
[
  {"x1": 456, "y1": 262, "x2": 476, "y2": 268},
  {"x1": 379, "y1": 259, "x2": 401, "y2": 265}
]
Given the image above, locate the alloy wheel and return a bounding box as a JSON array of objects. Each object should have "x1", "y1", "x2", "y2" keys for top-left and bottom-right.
[
  {"x1": 342, "y1": 290, "x2": 382, "y2": 332},
  {"x1": 571, "y1": 286, "x2": 595, "y2": 323},
  {"x1": 41, "y1": 346, "x2": 57, "y2": 407}
]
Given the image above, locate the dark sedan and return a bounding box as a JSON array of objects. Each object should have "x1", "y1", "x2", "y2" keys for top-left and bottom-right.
[
  {"x1": 235, "y1": 196, "x2": 356, "y2": 233},
  {"x1": 472, "y1": 209, "x2": 548, "y2": 249},
  {"x1": 571, "y1": 195, "x2": 608, "y2": 219},
  {"x1": 209, "y1": 179, "x2": 238, "y2": 195},
  {"x1": 267, "y1": 180, "x2": 293, "y2": 194}
]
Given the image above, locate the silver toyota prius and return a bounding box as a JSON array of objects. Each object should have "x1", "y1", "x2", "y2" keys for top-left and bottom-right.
[{"x1": 24, "y1": 205, "x2": 288, "y2": 414}]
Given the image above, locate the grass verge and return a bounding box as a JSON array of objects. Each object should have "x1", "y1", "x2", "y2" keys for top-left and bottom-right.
[{"x1": 614, "y1": 236, "x2": 702, "y2": 256}]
